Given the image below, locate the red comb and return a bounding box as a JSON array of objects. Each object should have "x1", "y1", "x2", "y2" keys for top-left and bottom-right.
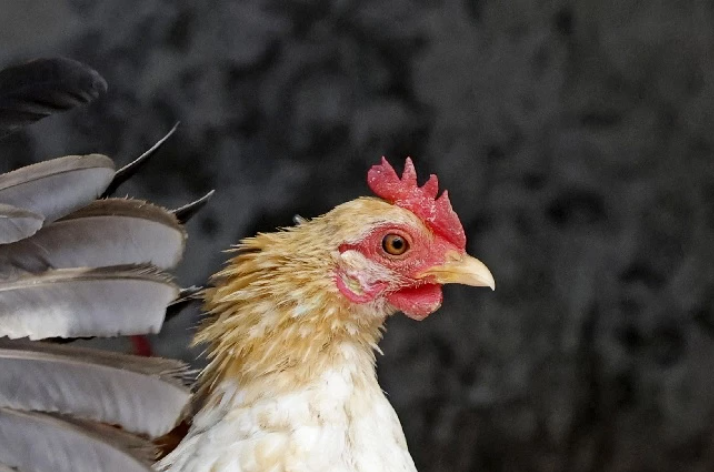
[{"x1": 367, "y1": 157, "x2": 466, "y2": 249}]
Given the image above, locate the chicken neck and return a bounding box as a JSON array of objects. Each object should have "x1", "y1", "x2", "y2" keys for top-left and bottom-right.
[{"x1": 196, "y1": 220, "x2": 390, "y2": 399}]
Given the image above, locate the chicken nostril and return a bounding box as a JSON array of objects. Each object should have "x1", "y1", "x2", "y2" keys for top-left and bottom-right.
[{"x1": 444, "y1": 250, "x2": 462, "y2": 262}]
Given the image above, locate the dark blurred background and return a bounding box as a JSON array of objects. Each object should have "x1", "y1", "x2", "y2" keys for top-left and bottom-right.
[{"x1": 2, "y1": 1, "x2": 714, "y2": 470}]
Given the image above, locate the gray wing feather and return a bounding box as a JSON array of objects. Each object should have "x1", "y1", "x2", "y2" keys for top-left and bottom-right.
[
  {"x1": 0, "y1": 340, "x2": 190, "y2": 437},
  {"x1": 0, "y1": 58, "x2": 107, "y2": 139},
  {"x1": 0, "y1": 408, "x2": 154, "y2": 472},
  {"x1": 0, "y1": 155, "x2": 115, "y2": 223},
  {"x1": 0, "y1": 265, "x2": 178, "y2": 340},
  {"x1": 0, "y1": 58, "x2": 200, "y2": 470},
  {"x1": 0, "y1": 204, "x2": 43, "y2": 244},
  {"x1": 0, "y1": 199, "x2": 186, "y2": 278}
]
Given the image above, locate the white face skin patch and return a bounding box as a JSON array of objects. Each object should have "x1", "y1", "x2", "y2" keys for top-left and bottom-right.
[{"x1": 337, "y1": 249, "x2": 399, "y2": 297}]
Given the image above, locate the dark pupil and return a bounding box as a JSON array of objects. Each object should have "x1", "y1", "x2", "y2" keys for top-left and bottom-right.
[{"x1": 383, "y1": 234, "x2": 407, "y2": 254}]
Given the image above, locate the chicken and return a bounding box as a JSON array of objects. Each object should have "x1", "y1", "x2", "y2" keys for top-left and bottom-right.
[
  {"x1": 158, "y1": 158, "x2": 494, "y2": 472},
  {"x1": 0, "y1": 57, "x2": 494, "y2": 472}
]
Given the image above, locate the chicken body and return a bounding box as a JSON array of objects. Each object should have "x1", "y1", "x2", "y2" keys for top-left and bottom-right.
[
  {"x1": 159, "y1": 194, "x2": 493, "y2": 472},
  {"x1": 159, "y1": 351, "x2": 414, "y2": 472}
]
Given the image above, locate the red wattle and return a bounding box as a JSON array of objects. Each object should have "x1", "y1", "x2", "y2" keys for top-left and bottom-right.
[{"x1": 387, "y1": 284, "x2": 443, "y2": 320}]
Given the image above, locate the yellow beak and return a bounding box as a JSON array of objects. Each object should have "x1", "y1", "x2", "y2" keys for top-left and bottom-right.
[{"x1": 418, "y1": 252, "x2": 495, "y2": 290}]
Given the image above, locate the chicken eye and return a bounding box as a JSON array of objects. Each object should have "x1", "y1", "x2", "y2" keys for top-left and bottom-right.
[{"x1": 382, "y1": 234, "x2": 409, "y2": 256}]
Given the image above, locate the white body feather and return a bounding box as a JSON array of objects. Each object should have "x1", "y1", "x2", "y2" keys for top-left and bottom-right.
[{"x1": 158, "y1": 347, "x2": 416, "y2": 472}]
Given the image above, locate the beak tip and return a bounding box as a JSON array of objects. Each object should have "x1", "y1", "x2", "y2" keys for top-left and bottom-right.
[
  {"x1": 467, "y1": 255, "x2": 495, "y2": 291},
  {"x1": 482, "y1": 273, "x2": 496, "y2": 291}
]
